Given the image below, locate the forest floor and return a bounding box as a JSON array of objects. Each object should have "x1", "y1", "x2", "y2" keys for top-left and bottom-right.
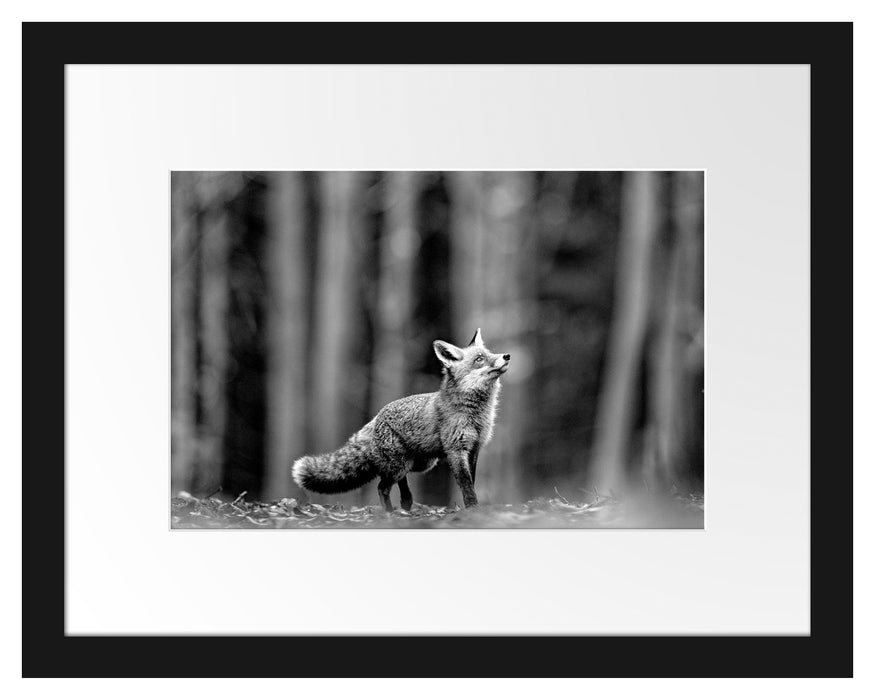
[{"x1": 171, "y1": 488, "x2": 703, "y2": 529}]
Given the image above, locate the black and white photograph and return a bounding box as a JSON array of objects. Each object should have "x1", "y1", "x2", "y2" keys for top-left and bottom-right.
[
  {"x1": 21, "y1": 17, "x2": 855, "y2": 681},
  {"x1": 171, "y1": 170, "x2": 705, "y2": 529}
]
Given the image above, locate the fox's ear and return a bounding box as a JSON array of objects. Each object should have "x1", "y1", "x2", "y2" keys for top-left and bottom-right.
[
  {"x1": 433, "y1": 340, "x2": 463, "y2": 367},
  {"x1": 468, "y1": 328, "x2": 484, "y2": 347}
]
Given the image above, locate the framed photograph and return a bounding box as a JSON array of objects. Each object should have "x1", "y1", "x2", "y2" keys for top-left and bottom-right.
[{"x1": 23, "y1": 22, "x2": 852, "y2": 676}]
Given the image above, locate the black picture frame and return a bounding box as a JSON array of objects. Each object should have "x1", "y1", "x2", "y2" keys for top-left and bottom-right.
[{"x1": 22, "y1": 21, "x2": 853, "y2": 678}]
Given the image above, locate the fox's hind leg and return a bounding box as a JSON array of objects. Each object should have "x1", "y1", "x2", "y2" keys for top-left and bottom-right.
[
  {"x1": 377, "y1": 477, "x2": 395, "y2": 512},
  {"x1": 371, "y1": 424, "x2": 413, "y2": 513},
  {"x1": 398, "y1": 476, "x2": 414, "y2": 511}
]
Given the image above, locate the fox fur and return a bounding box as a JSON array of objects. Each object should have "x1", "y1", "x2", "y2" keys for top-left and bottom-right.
[{"x1": 292, "y1": 328, "x2": 510, "y2": 511}]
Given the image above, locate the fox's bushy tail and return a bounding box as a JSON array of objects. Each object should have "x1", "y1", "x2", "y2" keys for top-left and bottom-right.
[{"x1": 291, "y1": 436, "x2": 376, "y2": 494}]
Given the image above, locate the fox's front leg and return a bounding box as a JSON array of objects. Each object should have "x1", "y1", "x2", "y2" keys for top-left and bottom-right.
[
  {"x1": 469, "y1": 443, "x2": 481, "y2": 484},
  {"x1": 447, "y1": 450, "x2": 478, "y2": 508}
]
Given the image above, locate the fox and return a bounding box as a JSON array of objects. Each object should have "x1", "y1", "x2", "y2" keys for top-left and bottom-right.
[{"x1": 292, "y1": 328, "x2": 510, "y2": 512}]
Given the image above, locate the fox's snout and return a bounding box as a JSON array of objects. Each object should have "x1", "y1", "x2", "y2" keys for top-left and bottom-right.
[{"x1": 493, "y1": 353, "x2": 511, "y2": 374}]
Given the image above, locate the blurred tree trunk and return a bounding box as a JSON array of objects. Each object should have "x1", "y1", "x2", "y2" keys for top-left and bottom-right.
[
  {"x1": 311, "y1": 172, "x2": 364, "y2": 454},
  {"x1": 196, "y1": 173, "x2": 232, "y2": 494},
  {"x1": 645, "y1": 172, "x2": 704, "y2": 489},
  {"x1": 448, "y1": 172, "x2": 533, "y2": 504},
  {"x1": 171, "y1": 172, "x2": 198, "y2": 494},
  {"x1": 263, "y1": 173, "x2": 308, "y2": 500},
  {"x1": 645, "y1": 179, "x2": 683, "y2": 489},
  {"x1": 447, "y1": 172, "x2": 486, "y2": 504},
  {"x1": 480, "y1": 172, "x2": 534, "y2": 504},
  {"x1": 589, "y1": 172, "x2": 660, "y2": 492},
  {"x1": 448, "y1": 171, "x2": 486, "y2": 351},
  {"x1": 682, "y1": 172, "x2": 706, "y2": 487},
  {"x1": 371, "y1": 172, "x2": 419, "y2": 413}
]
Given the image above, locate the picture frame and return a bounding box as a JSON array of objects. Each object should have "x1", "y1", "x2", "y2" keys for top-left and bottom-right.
[{"x1": 22, "y1": 21, "x2": 852, "y2": 677}]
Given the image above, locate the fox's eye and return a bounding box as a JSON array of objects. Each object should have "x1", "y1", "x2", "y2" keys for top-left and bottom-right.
[{"x1": 473, "y1": 355, "x2": 483, "y2": 365}]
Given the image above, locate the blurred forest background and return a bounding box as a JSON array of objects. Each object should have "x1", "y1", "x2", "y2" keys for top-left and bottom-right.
[{"x1": 171, "y1": 171, "x2": 704, "y2": 507}]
